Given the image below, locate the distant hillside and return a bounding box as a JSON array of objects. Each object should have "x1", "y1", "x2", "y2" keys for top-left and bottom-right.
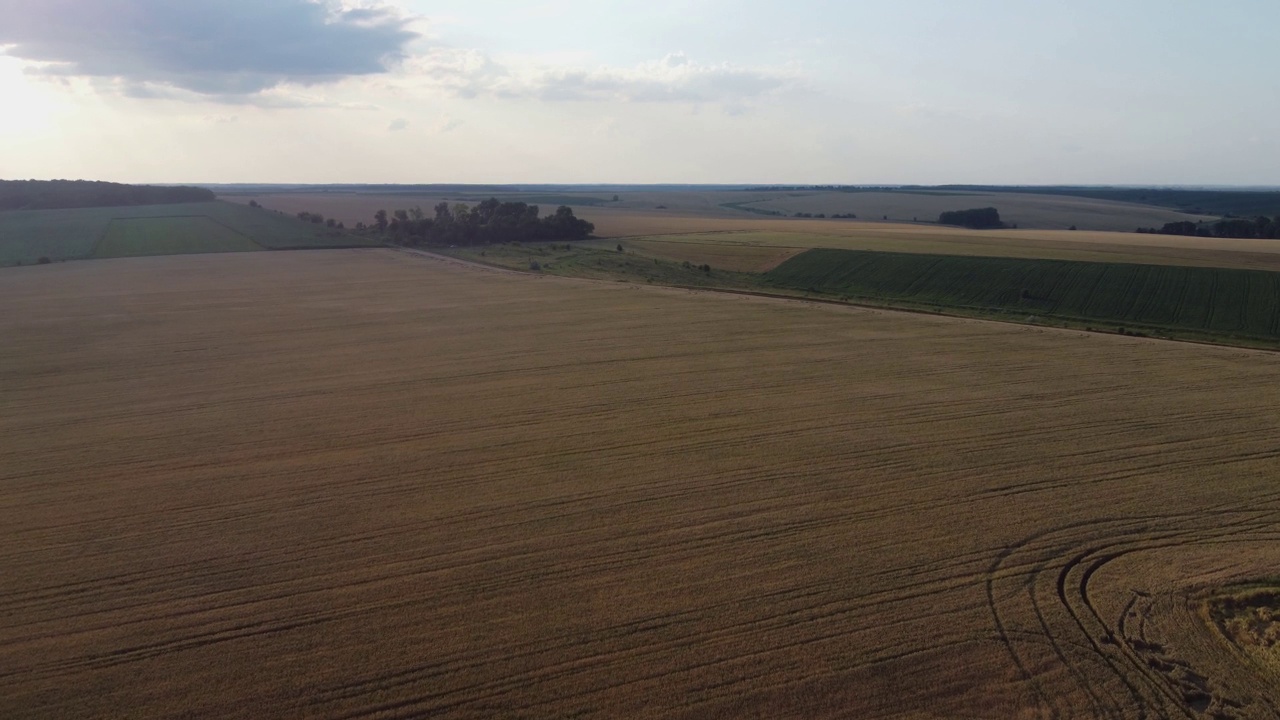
[
  {"x1": 935, "y1": 186, "x2": 1280, "y2": 219},
  {"x1": 0, "y1": 180, "x2": 215, "y2": 212},
  {"x1": 0, "y1": 201, "x2": 377, "y2": 267}
]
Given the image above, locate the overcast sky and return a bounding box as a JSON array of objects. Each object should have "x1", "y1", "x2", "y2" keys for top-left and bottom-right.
[{"x1": 1, "y1": 0, "x2": 1277, "y2": 185}]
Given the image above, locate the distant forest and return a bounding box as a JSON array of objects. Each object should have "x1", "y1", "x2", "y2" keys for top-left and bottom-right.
[
  {"x1": 365, "y1": 199, "x2": 595, "y2": 246},
  {"x1": 1137, "y1": 217, "x2": 1280, "y2": 240},
  {"x1": 938, "y1": 207, "x2": 1006, "y2": 229},
  {"x1": 0, "y1": 180, "x2": 215, "y2": 211}
]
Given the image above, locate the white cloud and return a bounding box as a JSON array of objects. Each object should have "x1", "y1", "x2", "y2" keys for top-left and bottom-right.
[
  {"x1": 432, "y1": 114, "x2": 463, "y2": 133},
  {"x1": 407, "y1": 49, "x2": 799, "y2": 107},
  {"x1": 0, "y1": 0, "x2": 418, "y2": 102}
]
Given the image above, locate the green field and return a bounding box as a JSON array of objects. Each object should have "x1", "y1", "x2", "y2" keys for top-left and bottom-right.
[
  {"x1": 0, "y1": 201, "x2": 379, "y2": 266},
  {"x1": 95, "y1": 217, "x2": 264, "y2": 258},
  {"x1": 766, "y1": 248, "x2": 1280, "y2": 341}
]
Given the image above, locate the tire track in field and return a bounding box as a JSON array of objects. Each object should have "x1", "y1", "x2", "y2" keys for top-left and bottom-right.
[{"x1": 987, "y1": 497, "x2": 1280, "y2": 719}]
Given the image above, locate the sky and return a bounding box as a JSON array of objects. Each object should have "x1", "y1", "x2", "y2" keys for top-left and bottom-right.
[{"x1": 0, "y1": 0, "x2": 1277, "y2": 185}]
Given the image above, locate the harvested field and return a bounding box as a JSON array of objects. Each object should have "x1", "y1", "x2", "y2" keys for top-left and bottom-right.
[{"x1": 3, "y1": 251, "x2": 1280, "y2": 719}]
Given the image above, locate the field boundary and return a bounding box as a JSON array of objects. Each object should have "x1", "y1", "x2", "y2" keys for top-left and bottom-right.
[
  {"x1": 412, "y1": 244, "x2": 1280, "y2": 354},
  {"x1": 199, "y1": 216, "x2": 270, "y2": 250},
  {"x1": 766, "y1": 248, "x2": 1280, "y2": 348},
  {"x1": 699, "y1": 286, "x2": 1280, "y2": 353}
]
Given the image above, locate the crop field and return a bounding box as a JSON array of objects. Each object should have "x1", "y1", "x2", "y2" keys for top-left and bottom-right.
[
  {"x1": 766, "y1": 249, "x2": 1280, "y2": 342},
  {"x1": 223, "y1": 194, "x2": 1280, "y2": 273},
  {"x1": 0, "y1": 201, "x2": 376, "y2": 266},
  {"x1": 594, "y1": 238, "x2": 803, "y2": 272},
  {"x1": 612, "y1": 228, "x2": 1280, "y2": 273},
  {"x1": 3, "y1": 250, "x2": 1279, "y2": 719},
  {"x1": 730, "y1": 189, "x2": 1218, "y2": 231},
  {"x1": 95, "y1": 216, "x2": 264, "y2": 258},
  {"x1": 434, "y1": 242, "x2": 761, "y2": 288},
  {"x1": 223, "y1": 188, "x2": 1216, "y2": 233}
]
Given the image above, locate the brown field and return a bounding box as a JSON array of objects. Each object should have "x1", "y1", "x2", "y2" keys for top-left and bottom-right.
[{"x1": 4, "y1": 251, "x2": 1280, "y2": 719}]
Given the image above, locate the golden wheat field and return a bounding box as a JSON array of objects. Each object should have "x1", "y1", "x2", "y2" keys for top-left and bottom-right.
[{"x1": 3, "y1": 250, "x2": 1280, "y2": 719}]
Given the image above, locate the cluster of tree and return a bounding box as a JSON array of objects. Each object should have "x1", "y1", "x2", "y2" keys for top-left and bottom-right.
[
  {"x1": 295, "y1": 211, "x2": 345, "y2": 229},
  {"x1": 0, "y1": 180, "x2": 214, "y2": 211},
  {"x1": 1136, "y1": 217, "x2": 1280, "y2": 239},
  {"x1": 373, "y1": 199, "x2": 594, "y2": 246},
  {"x1": 938, "y1": 207, "x2": 1006, "y2": 229}
]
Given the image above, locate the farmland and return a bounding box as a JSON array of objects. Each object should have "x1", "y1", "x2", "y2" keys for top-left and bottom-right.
[
  {"x1": 3, "y1": 250, "x2": 1280, "y2": 719},
  {"x1": 765, "y1": 249, "x2": 1280, "y2": 343},
  {"x1": 95, "y1": 217, "x2": 263, "y2": 258},
  {"x1": 223, "y1": 192, "x2": 1280, "y2": 274},
  {"x1": 0, "y1": 201, "x2": 377, "y2": 266},
  {"x1": 604, "y1": 228, "x2": 1280, "y2": 273},
  {"x1": 221, "y1": 186, "x2": 1218, "y2": 233}
]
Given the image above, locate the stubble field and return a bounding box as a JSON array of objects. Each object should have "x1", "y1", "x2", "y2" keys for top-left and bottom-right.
[{"x1": 3, "y1": 250, "x2": 1279, "y2": 719}]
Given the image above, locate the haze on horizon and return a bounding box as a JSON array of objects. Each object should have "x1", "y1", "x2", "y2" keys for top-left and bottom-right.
[{"x1": 0, "y1": 0, "x2": 1276, "y2": 187}]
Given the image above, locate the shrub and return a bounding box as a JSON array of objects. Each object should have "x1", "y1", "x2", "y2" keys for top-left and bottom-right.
[{"x1": 37, "y1": 256, "x2": 51, "y2": 265}]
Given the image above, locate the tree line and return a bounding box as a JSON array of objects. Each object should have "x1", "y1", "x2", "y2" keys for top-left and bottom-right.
[
  {"x1": 365, "y1": 199, "x2": 595, "y2": 246},
  {"x1": 1137, "y1": 217, "x2": 1280, "y2": 240},
  {"x1": 938, "y1": 207, "x2": 1006, "y2": 229},
  {"x1": 294, "y1": 210, "x2": 346, "y2": 229},
  {"x1": 0, "y1": 180, "x2": 214, "y2": 211}
]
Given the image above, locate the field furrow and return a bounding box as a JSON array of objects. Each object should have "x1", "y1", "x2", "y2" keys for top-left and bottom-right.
[{"x1": 2, "y1": 250, "x2": 1278, "y2": 719}]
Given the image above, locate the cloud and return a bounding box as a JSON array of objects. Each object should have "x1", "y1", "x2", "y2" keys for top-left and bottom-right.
[
  {"x1": 388, "y1": 118, "x2": 408, "y2": 131},
  {"x1": 409, "y1": 50, "x2": 797, "y2": 106},
  {"x1": 0, "y1": 0, "x2": 418, "y2": 99},
  {"x1": 432, "y1": 114, "x2": 463, "y2": 133}
]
